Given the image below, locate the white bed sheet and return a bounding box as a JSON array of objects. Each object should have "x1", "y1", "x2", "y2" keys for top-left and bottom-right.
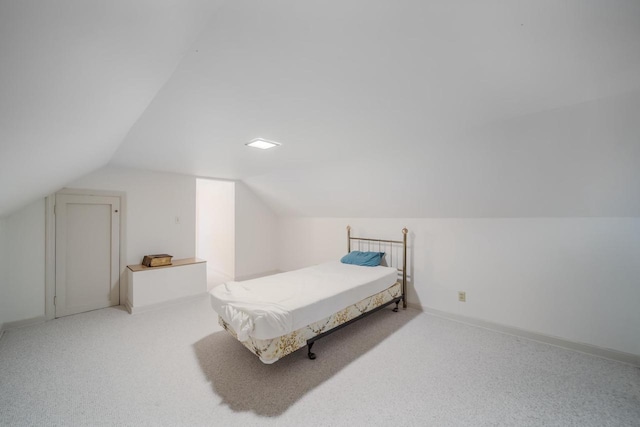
[{"x1": 209, "y1": 261, "x2": 398, "y2": 341}]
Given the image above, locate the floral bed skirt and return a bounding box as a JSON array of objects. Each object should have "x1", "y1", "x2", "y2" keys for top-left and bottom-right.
[{"x1": 219, "y1": 281, "x2": 402, "y2": 364}]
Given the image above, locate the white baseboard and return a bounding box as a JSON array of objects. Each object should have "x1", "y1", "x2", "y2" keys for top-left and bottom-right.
[
  {"x1": 234, "y1": 270, "x2": 281, "y2": 282},
  {"x1": 207, "y1": 266, "x2": 234, "y2": 280},
  {"x1": 0, "y1": 315, "x2": 47, "y2": 332},
  {"x1": 408, "y1": 303, "x2": 640, "y2": 367},
  {"x1": 127, "y1": 293, "x2": 206, "y2": 315}
]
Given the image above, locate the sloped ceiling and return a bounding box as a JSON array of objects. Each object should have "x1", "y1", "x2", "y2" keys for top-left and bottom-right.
[
  {"x1": 2, "y1": 1, "x2": 640, "y2": 218},
  {"x1": 0, "y1": 0, "x2": 223, "y2": 217},
  {"x1": 111, "y1": 0, "x2": 640, "y2": 217}
]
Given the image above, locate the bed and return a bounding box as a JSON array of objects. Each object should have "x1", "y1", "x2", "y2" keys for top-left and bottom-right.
[{"x1": 209, "y1": 226, "x2": 408, "y2": 364}]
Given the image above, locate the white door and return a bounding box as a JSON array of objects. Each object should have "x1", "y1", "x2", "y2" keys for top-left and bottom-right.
[{"x1": 55, "y1": 194, "x2": 120, "y2": 317}]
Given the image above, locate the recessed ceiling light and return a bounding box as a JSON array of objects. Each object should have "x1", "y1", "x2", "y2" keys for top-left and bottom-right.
[{"x1": 246, "y1": 138, "x2": 281, "y2": 150}]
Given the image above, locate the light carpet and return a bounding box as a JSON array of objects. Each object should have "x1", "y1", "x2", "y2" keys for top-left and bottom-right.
[{"x1": 0, "y1": 296, "x2": 638, "y2": 426}]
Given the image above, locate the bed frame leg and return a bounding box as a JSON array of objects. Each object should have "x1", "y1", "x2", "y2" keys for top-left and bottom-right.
[
  {"x1": 392, "y1": 301, "x2": 399, "y2": 312},
  {"x1": 307, "y1": 342, "x2": 316, "y2": 360}
]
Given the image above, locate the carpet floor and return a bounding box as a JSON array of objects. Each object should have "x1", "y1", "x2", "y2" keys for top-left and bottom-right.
[{"x1": 0, "y1": 296, "x2": 638, "y2": 426}]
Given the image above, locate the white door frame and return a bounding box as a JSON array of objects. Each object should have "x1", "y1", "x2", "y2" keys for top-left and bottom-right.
[{"x1": 45, "y1": 188, "x2": 127, "y2": 320}]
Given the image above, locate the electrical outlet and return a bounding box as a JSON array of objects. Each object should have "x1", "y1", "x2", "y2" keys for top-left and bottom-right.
[{"x1": 458, "y1": 291, "x2": 466, "y2": 302}]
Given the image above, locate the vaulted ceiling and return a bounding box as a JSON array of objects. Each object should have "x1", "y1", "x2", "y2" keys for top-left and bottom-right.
[
  {"x1": 0, "y1": 0, "x2": 223, "y2": 216},
  {"x1": 2, "y1": 1, "x2": 640, "y2": 217}
]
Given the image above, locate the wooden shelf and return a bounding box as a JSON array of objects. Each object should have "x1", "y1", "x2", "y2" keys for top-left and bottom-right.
[{"x1": 127, "y1": 257, "x2": 205, "y2": 273}]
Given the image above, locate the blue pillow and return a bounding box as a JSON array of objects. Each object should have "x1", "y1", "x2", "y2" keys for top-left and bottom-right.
[{"x1": 340, "y1": 251, "x2": 385, "y2": 267}]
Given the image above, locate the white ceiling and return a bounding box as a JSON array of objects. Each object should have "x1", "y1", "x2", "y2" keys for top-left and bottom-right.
[
  {"x1": 2, "y1": 1, "x2": 640, "y2": 217},
  {"x1": 0, "y1": 0, "x2": 223, "y2": 216}
]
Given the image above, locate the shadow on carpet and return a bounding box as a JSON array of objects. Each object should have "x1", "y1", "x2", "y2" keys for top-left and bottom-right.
[{"x1": 193, "y1": 307, "x2": 418, "y2": 416}]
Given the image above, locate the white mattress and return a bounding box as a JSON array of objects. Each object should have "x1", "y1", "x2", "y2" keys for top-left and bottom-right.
[{"x1": 209, "y1": 261, "x2": 398, "y2": 341}]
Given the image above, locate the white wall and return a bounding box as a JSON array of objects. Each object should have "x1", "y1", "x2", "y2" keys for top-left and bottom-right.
[
  {"x1": 234, "y1": 182, "x2": 278, "y2": 280},
  {"x1": 195, "y1": 179, "x2": 277, "y2": 282},
  {"x1": 196, "y1": 179, "x2": 235, "y2": 280},
  {"x1": 277, "y1": 217, "x2": 640, "y2": 356},
  {"x1": 0, "y1": 167, "x2": 276, "y2": 325},
  {"x1": 68, "y1": 166, "x2": 197, "y2": 302},
  {"x1": 0, "y1": 199, "x2": 46, "y2": 325},
  {"x1": 0, "y1": 216, "x2": 7, "y2": 327}
]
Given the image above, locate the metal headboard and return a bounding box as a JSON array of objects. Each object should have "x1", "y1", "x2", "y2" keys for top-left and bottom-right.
[{"x1": 346, "y1": 225, "x2": 408, "y2": 309}]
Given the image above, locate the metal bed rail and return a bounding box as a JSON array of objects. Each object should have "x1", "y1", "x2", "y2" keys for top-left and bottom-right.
[{"x1": 347, "y1": 225, "x2": 408, "y2": 309}]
